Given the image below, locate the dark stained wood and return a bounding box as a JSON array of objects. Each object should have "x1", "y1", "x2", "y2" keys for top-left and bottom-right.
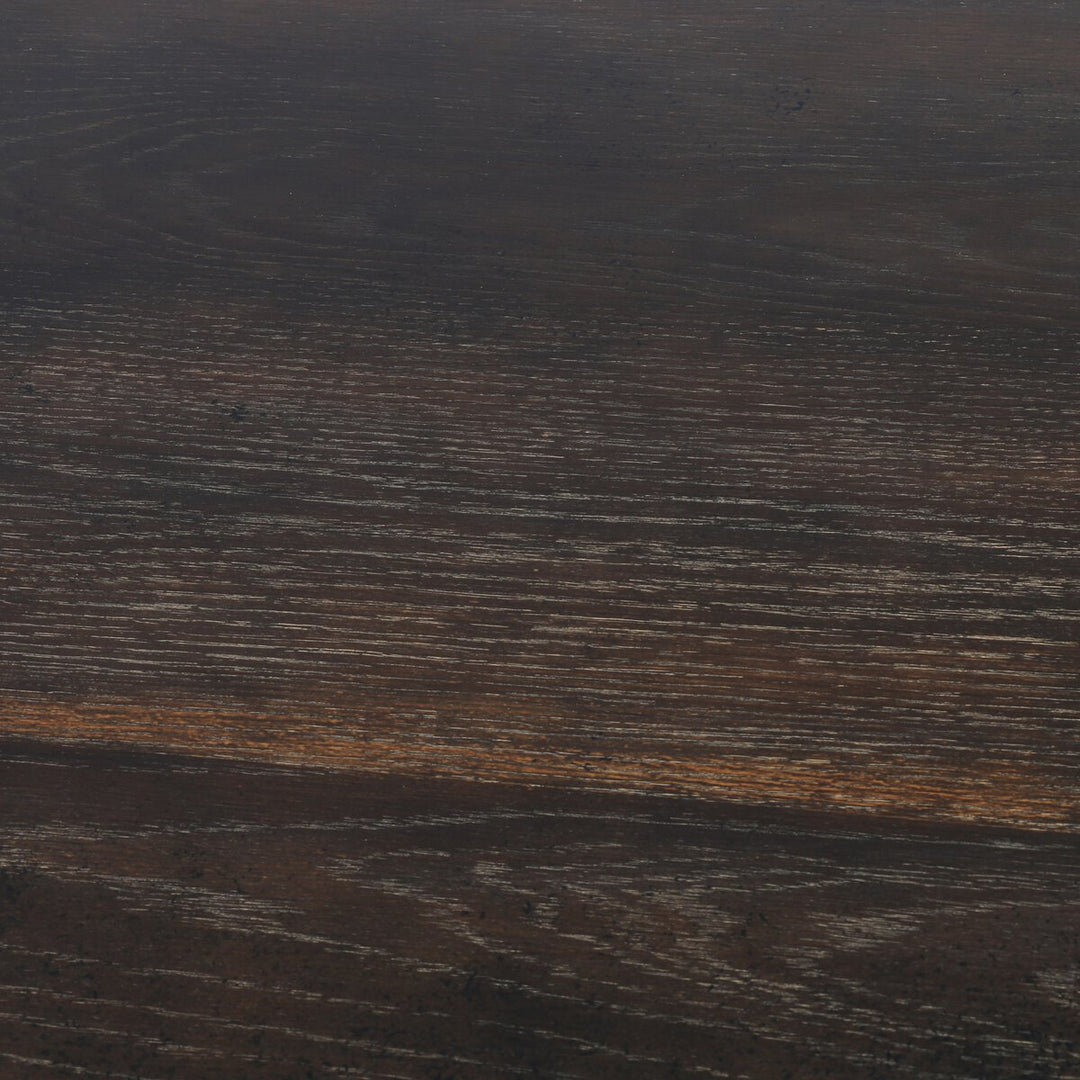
[
  {"x1": 1, "y1": 1, "x2": 1078, "y2": 1076},
  {"x1": 2, "y1": 740, "x2": 1079, "y2": 1080}
]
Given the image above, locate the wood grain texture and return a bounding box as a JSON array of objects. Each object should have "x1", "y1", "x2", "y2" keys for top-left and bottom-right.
[
  {"x1": 2, "y1": 742, "x2": 1078, "y2": 1080},
  {"x1": 1, "y1": 1, "x2": 1078, "y2": 1076}
]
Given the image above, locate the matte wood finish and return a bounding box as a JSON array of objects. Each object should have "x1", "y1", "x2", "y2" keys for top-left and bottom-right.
[
  {"x1": 0, "y1": 1, "x2": 1077, "y2": 1076},
  {"x1": 1, "y1": 742, "x2": 1078, "y2": 1080}
]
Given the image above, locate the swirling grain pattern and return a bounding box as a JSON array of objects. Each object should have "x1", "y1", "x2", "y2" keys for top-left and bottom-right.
[
  {"x1": 0, "y1": 0, "x2": 1078, "y2": 1076},
  {"x1": 1, "y1": 743, "x2": 1078, "y2": 1080}
]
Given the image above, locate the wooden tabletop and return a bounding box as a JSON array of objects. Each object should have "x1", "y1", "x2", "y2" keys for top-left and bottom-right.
[{"x1": 1, "y1": 2, "x2": 1078, "y2": 1077}]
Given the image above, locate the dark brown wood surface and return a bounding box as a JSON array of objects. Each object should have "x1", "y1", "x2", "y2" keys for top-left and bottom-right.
[{"x1": 1, "y1": 2, "x2": 1078, "y2": 1077}]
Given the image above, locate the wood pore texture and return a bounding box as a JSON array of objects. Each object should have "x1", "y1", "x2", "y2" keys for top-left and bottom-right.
[{"x1": 0, "y1": 2, "x2": 1077, "y2": 1078}]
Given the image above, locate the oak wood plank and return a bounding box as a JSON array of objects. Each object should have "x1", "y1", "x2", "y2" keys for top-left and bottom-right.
[{"x1": 1, "y1": 2, "x2": 1078, "y2": 1076}]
